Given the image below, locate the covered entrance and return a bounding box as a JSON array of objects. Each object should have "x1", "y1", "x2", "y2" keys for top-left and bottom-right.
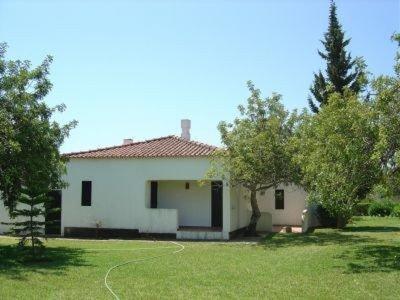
[{"x1": 149, "y1": 180, "x2": 223, "y2": 235}]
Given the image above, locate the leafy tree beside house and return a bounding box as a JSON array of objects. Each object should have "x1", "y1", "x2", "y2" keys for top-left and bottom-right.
[
  {"x1": 371, "y1": 34, "x2": 400, "y2": 195},
  {"x1": 293, "y1": 90, "x2": 379, "y2": 228},
  {"x1": 0, "y1": 43, "x2": 76, "y2": 257},
  {"x1": 208, "y1": 81, "x2": 302, "y2": 234},
  {"x1": 308, "y1": 1, "x2": 367, "y2": 113}
]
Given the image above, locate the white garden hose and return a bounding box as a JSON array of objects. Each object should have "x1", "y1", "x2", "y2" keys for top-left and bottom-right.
[{"x1": 104, "y1": 241, "x2": 185, "y2": 300}]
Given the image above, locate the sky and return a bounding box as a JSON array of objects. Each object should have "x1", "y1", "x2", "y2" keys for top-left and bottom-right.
[{"x1": 0, "y1": 0, "x2": 399, "y2": 152}]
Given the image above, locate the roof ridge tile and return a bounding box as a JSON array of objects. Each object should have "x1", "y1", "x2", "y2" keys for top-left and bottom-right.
[{"x1": 64, "y1": 135, "x2": 217, "y2": 159}]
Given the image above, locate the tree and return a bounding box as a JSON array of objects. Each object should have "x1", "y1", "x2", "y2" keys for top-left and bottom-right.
[
  {"x1": 293, "y1": 91, "x2": 379, "y2": 227},
  {"x1": 2, "y1": 187, "x2": 57, "y2": 257},
  {"x1": 371, "y1": 33, "x2": 400, "y2": 194},
  {"x1": 308, "y1": 1, "x2": 366, "y2": 113},
  {"x1": 0, "y1": 43, "x2": 76, "y2": 253},
  {"x1": 208, "y1": 81, "x2": 302, "y2": 234}
]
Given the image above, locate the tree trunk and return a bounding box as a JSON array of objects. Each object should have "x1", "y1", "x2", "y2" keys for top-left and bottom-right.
[
  {"x1": 246, "y1": 188, "x2": 261, "y2": 236},
  {"x1": 336, "y1": 215, "x2": 347, "y2": 229},
  {"x1": 30, "y1": 203, "x2": 35, "y2": 258}
]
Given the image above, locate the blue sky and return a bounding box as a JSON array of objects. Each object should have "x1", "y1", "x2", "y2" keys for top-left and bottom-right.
[{"x1": 1, "y1": 0, "x2": 399, "y2": 152}]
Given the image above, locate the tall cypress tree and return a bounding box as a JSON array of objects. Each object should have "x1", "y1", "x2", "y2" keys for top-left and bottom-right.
[{"x1": 309, "y1": 1, "x2": 365, "y2": 113}]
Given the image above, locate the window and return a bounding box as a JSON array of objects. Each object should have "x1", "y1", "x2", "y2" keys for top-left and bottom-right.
[
  {"x1": 81, "y1": 181, "x2": 92, "y2": 206},
  {"x1": 275, "y1": 189, "x2": 284, "y2": 210},
  {"x1": 150, "y1": 181, "x2": 158, "y2": 208}
]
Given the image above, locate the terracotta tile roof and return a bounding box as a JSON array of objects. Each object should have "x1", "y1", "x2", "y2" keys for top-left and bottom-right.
[{"x1": 65, "y1": 135, "x2": 217, "y2": 159}]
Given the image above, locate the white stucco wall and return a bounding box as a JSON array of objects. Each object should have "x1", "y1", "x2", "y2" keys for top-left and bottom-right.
[
  {"x1": 222, "y1": 182, "x2": 231, "y2": 239},
  {"x1": 158, "y1": 180, "x2": 211, "y2": 227},
  {"x1": 61, "y1": 157, "x2": 231, "y2": 236},
  {"x1": 229, "y1": 186, "x2": 241, "y2": 231},
  {"x1": 257, "y1": 184, "x2": 307, "y2": 225},
  {"x1": 0, "y1": 201, "x2": 12, "y2": 234},
  {"x1": 228, "y1": 183, "x2": 307, "y2": 231},
  {"x1": 237, "y1": 187, "x2": 252, "y2": 229}
]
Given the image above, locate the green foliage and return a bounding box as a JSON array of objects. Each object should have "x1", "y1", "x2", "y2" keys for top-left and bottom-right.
[
  {"x1": 354, "y1": 200, "x2": 373, "y2": 216},
  {"x1": 0, "y1": 43, "x2": 76, "y2": 255},
  {"x1": 208, "y1": 81, "x2": 302, "y2": 233},
  {"x1": 391, "y1": 203, "x2": 400, "y2": 217},
  {"x1": 368, "y1": 184, "x2": 393, "y2": 201},
  {"x1": 370, "y1": 34, "x2": 400, "y2": 196},
  {"x1": 368, "y1": 200, "x2": 395, "y2": 217},
  {"x1": 308, "y1": 199, "x2": 337, "y2": 227},
  {"x1": 309, "y1": 1, "x2": 366, "y2": 113},
  {"x1": 298, "y1": 34, "x2": 400, "y2": 226},
  {"x1": 2, "y1": 187, "x2": 59, "y2": 258},
  {"x1": 1, "y1": 186, "x2": 58, "y2": 257},
  {"x1": 0, "y1": 43, "x2": 76, "y2": 211},
  {"x1": 293, "y1": 91, "x2": 380, "y2": 226}
]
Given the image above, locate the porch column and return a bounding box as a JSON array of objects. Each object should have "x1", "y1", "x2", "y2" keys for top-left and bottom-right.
[{"x1": 222, "y1": 181, "x2": 231, "y2": 239}]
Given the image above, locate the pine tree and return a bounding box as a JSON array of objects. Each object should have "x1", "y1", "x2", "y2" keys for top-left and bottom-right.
[
  {"x1": 1, "y1": 186, "x2": 57, "y2": 258},
  {"x1": 309, "y1": 1, "x2": 365, "y2": 113}
]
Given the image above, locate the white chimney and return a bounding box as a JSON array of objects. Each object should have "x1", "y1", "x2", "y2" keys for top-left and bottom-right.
[
  {"x1": 123, "y1": 138, "x2": 133, "y2": 145},
  {"x1": 181, "y1": 119, "x2": 191, "y2": 141}
]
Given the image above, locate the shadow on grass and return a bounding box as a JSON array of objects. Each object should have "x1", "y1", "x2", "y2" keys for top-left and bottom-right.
[
  {"x1": 338, "y1": 244, "x2": 400, "y2": 273},
  {"x1": 342, "y1": 226, "x2": 400, "y2": 233},
  {"x1": 0, "y1": 244, "x2": 88, "y2": 280},
  {"x1": 260, "y1": 222, "x2": 400, "y2": 274},
  {"x1": 260, "y1": 232, "x2": 375, "y2": 248}
]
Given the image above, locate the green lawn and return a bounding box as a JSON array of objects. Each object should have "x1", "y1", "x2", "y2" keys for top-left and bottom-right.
[{"x1": 0, "y1": 217, "x2": 399, "y2": 299}]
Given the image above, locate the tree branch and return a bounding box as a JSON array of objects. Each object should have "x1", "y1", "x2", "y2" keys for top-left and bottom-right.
[{"x1": 255, "y1": 183, "x2": 275, "y2": 191}]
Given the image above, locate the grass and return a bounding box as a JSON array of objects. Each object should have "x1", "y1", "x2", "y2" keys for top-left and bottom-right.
[{"x1": 0, "y1": 216, "x2": 399, "y2": 299}]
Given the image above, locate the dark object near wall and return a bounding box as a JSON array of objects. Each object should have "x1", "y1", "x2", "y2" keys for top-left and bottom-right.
[
  {"x1": 45, "y1": 190, "x2": 62, "y2": 235},
  {"x1": 211, "y1": 181, "x2": 223, "y2": 227},
  {"x1": 229, "y1": 226, "x2": 247, "y2": 239},
  {"x1": 64, "y1": 227, "x2": 139, "y2": 239}
]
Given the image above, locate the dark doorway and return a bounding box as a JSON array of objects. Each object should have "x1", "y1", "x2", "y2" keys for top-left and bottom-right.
[
  {"x1": 45, "y1": 190, "x2": 61, "y2": 235},
  {"x1": 211, "y1": 181, "x2": 223, "y2": 227},
  {"x1": 150, "y1": 181, "x2": 158, "y2": 208}
]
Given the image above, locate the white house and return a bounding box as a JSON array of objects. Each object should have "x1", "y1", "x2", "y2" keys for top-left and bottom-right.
[{"x1": 0, "y1": 120, "x2": 307, "y2": 240}]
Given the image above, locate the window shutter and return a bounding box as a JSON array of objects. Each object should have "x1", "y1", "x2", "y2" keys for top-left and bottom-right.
[
  {"x1": 81, "y1": 181, "x2": 92, "y2": 206},
  {"x1": 275, "y1": 189, "x2": 284, "y2": 210}
]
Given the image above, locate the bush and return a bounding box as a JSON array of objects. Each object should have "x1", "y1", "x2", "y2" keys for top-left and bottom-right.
[
  {"x1": 310, "y1": 202, "x2": 337, "y2": 227},
  {"x1": 391, "y1": 204, "x2": 400, "y2": 217},
  {"x1": 367, "y1": 200, "x2": 395, "y2": 216},
  {"x1": 354, "y1": 200, "x2": 373, "y2": 216}
]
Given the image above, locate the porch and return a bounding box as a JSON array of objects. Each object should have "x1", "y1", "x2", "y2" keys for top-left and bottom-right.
[{"x1": 147, "y1": 180, "x2": 226, "y2": 239}]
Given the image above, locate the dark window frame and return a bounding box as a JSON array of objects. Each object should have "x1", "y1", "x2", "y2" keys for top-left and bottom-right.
[
  {"x1": 275, "y1": 189, "x2": 284, "y2": 210},
  {"x1": 81, "y1": 181, "x2": 92, "y2": 206}
]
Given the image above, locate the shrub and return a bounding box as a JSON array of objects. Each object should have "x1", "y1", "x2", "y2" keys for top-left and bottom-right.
[
  {"x1": 391, "y1": 204, "x2": 400, "y2": 217},
  {"x1": 369, "y1": 184, "x2": 392, "y2": 201},
  {"x1": 315, "y1": 203, "x2": 337, "y2": 227},
  {"x1": 368, "y1": 200, "x2": 395, "y2": 216},
  {"x1": 354, "y1": 201, "x2": 372, "y2": 216}
]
